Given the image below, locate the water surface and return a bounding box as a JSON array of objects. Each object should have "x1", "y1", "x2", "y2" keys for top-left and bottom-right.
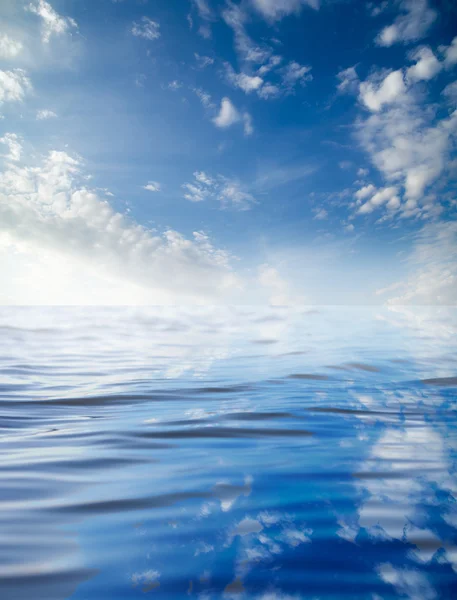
[{"x1": 1, "y1": 306, "x2": 457, "y2": 599}]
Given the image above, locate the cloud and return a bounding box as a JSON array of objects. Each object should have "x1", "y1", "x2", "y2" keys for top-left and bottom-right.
[
  {"x1": 182, "y1": 171, "x2": 256, "y2": 210},
  {"x1": 356, "y1": 186, "x2": 400, "y2": 214},
  {"x1": 0, "y1": 34, "x2": 23, "y2": 59},
  {"x1": 280, "y1": 61, "x2": 312, "y2": 90},
  {"x1": 359, "y1": 69, "x2": 407, "y2": 112},
  {"x1": 0, "y1": 69, "x2": 32, "y2": 105},
  {"x1": 224, "y1": 63, "x2": 264, "y2": 93},
  {"x1": 192, "y1": 87, "x2": 216, "y2": 110},
  {"x1": 0, "y1": 133, "x2": 22, "y2": 162},
  {"x1": 37, "y1": 109, "x2": 57, "y2": 120},
  {"x1": 243, "y1": 112, "x2": 254, "y2": 136},
  {"x1": 313, "y1": 208, "x2": 328, "y2": 220},
  {"x1": 357, "y1": 95, "x2": 457, "y2": 207},
  {"x1": 381, "y1": 221, "x2": 457, "y2": 305},
  {"x1": 192, "y1": 0, "x2": 213, "y2": 20},
  {"x1": 143, "y1": 181, "x2": 161, "y2": 192},
  {"x1": 439, "y1": 36, "x2": 457, "y2": 70},
  {"x1": 194, "y1": 53, "x2": 214, "y2": 69},
  {"x1": 406, "y1": 46, "x2": 442, "y2": 82},
  {"x1": 0, "y1": 144, "x2": 240, "y2": 304},
  {"x1": 250, "y1": 0, "x2": 319, "y2": 22},
  {"x1": 223, "y1": 2, "x2": 272, "y2": 65},
  {"x1": 336, "y1": 66, "x2": 359, "y2": 94},
  {"x1": 27, "y1": 0, "x2": 78, "y2": 44},
  {"x1": 213, "y1": 97, "x2": 241, "y2": 128},
  {"x1": 442, "y1": 80, "x2": 457, "y2": 106},
  {"x1": 131, "y1": 17, "x2": 161, "y2": 41},
  {"x1": 375, "y1": 0, "x2": 437, "y2": 47}
]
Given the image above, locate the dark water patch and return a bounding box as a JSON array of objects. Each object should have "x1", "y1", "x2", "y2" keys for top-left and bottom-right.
[
  {"x1": 220, "y1": 411, "x2": 296, "y2": 421},
  {"x1": 421, "y1": 376, "x2": 457, "y2": 386},
  {"x1": 327, "y1": 363, "x2": 380, "y2": 373},
  {"x1": 53, "y1": 491, "x2": 211, "y2": 515},
  {"x1": 287, "y1": 373, "x2": 329, "y2": 380},
  {"x1": 138, "y1": 426, "x2": 313, "y2": 439}
]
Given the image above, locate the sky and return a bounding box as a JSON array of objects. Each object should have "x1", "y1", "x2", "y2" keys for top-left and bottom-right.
[{"x1": 0, "y1": 0, "x2": 456, "y2": 305}]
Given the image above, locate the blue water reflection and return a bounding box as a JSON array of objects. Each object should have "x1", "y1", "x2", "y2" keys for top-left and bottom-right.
[{"x1": 0, "y1": 306, "x2": 456, "y2": 599}]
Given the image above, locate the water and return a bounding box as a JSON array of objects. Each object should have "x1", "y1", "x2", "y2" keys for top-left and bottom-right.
[{"x1": 1, "y1": 306, "x2": 456, "y2": 600}]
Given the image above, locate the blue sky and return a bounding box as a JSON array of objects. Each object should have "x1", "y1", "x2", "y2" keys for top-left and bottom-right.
[{"x1": 0, "y1": 0, "x2": 456, "y2": 304}]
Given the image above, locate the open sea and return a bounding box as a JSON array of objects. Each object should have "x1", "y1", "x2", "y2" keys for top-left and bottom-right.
[{"x1": 1, "y1": 306, "x2": 456, "y2": 600}]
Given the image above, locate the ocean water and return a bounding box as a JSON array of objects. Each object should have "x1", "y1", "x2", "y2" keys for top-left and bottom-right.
[{"x1": 1, "y1": 306, "x2": 457, "y2": 600}]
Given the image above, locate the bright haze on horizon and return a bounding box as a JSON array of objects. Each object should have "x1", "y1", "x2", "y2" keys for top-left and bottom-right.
[{"x1": 0, "y1": 0, "x2": 456, "y2": 305}]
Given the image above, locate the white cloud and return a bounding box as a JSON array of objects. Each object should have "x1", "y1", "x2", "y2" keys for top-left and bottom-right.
[
  {"x1": 313, "y1": 208, "x2": 328, "y2": 220},
  {"x1": 383, "y1": 221, "x2": 457, "y2": 305},
  {"x1": 182, "y1": 171, "x2": 256, "y2": 210},
  {"x1": 354, "y1": 184, "x2": 376, "y2": 202},
  {"x1": 225, "y1": 63, "x2": 264, "y2": 93},
  {"x1": 406, "y1": 46, "x2": 442, "y2": 82},
  {"x1": 250, "y1": 0, "x2": 319, "y2": 22},
  {"x1": 192, "y1": 87, "x2": 215, "y2": 110},
  {"x1": 192, "y1": 0, "x2": 213, "y2": 20},
  {"x1": 131, "y1": 17, "x2": 160, "y2": 41},
  {"x1": 0, "y1": 145, "x2": 240, "y2": 304},
  {"x1": 439, "y1": 36, "x2": 457, "y2": 70},
  {"x1": 143, "y1": 181, "x2": 161, "y2": 192},
  {"x1": 442, "y1": 80, "x2": 457, "y2": 106},
  {"x1": 167, "y1": 80, "x2": 182, "y2": 91},
  {"x1": 357, "y1": 186, "x2": 400, "y2": 214},
  {"x1": 336, "y1": 66, "x2": 359, "y2": 94},
  {"x1": 257, "y1": 83, "x2": 280, "y2": 99},
  {"x1": 0, "y1": 34, "x2": 23, "y2": 59},
  {"x1": 37, "y1": 109, "x2": 57, "y2": 120},
  {"x1": 357, "y1": 98, "x2": 457, "y2": 206},
  {"x1": 0, "y1": 69, "x2": 32, "y2": 105},
  {"x1": 212, "y1": 97, "x2": 241, "y2": 128},
  {"x1": 194, "y1": 53, "x2": 214, "y2": 69},
  {"x1": 223, "y1": 2, "x2": 272, "y2": 65},
  {"x1": 281, "y1": 61, "x2": 312, "y2": 90},
  {"x1": 243, "y1": 112, "x2": 254, "y2": 136},
  {"x1": 0, "y1": 133, "x2": 22, "y2": 162},
  {"x1": 375, "y1": 0, "x2": 437, "y2": 47},
  {"x1": 27, "y1": 0, "x2": 78, "y2": 44},
  {"x1": 359, "y1": 70, "x2": 407, "y2": 112}
]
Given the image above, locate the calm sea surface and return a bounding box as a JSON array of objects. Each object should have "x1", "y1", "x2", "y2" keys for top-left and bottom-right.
[{"x1": 1, "y1": 306, "x2": 456, "y2": 600}]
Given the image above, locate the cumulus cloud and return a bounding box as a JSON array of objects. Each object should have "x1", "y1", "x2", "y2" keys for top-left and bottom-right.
[
  {"x1": 143, "y1": 181, "x2": 161, "y2": 192},
  {"x1": 356, "y1": 186, "x2": 400, "y2": 214},
  {"x1": 131, "y1": 17, "x2": 161, "y2": 41},
  {"x1": 359, "y1": 70, "x2": 407, "y2": 112},
  {"x1": 0, "y1": 69, "x2": 32, "y2": 105},
  {"x1": 213, "y1": 97, "x2": 241, "y2": 128},
  {"x1": 37, "y1": 109, "x2": 57, "y2": 120},
  {"x1": 27, "y1": 0, "x2": 78, "y2": 44},
  {"x1": 375, "y1": 0, "x2": 437, "y2": 47},
  {"x1": 406, "y1": 46, "x2": 442, "y2": 82},
  {"x1": 439, "y1": 36, "x2": 457, "y2": 70},
  {"x1": 442, "y1": 80, "x2": 457, "y2": 106},
  {"x1": 357, "y1": 96, "x2": 457, "y2": 207},
  {"x1": 250, "y1": 0, "x2": 319, "y2": 22},
  {"x1": 182, "y1": 171, "x2": 256, "y2": 210},
  {"x1": 225, "y1": 63, "x2": 264, "y2": 93},
  {"x1": 0, "y1": 133, "x2": 22, "y2": 162},
  {"x1": 0, "y1": 34, "x2": 23, "y2": 59},
  {"x1": 0, "y1": 145, "x2": 241, "y2": 304}
]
